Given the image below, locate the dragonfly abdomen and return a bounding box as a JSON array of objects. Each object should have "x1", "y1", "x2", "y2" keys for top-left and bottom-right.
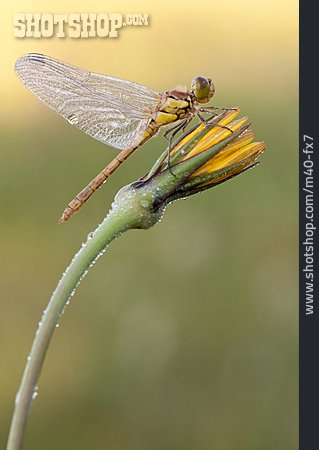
[{"x1": 59, "y1": 146, "x2": 138, "y2": 223}]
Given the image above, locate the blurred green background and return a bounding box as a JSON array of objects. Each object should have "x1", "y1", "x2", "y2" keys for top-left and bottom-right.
[{"x1": 1, "y1": 1, "x2": 298, "y2": 449}]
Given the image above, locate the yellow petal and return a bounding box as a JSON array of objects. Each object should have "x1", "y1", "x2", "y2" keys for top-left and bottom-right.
[
  {"x1": 221, "y1": 129, "x2": 256, "y2": 153},
  {"x1": 217, "y1": 107, "x2": 241, "y2": 127},
  {"x1": 199, "y1": 163, "x2": 252, "y2": 187},
  {"x1": 170, "y1": 123, "x2": 206, "y2": 157},
  {"x1": 198, "y1": 143, "x2": 265, "y2": 188},
  {"x1": 170, "y1": 108, "x2": 241, "y2": 158},
  {"x1": 193, "y1": 141, "x2": 265, "y2": 177},
  {"x1": 185, "y1": 116, "x2": 248, "y2": 159},
  {"x1": 193, "y1": 130, "x2": 256, "y2": 176}
]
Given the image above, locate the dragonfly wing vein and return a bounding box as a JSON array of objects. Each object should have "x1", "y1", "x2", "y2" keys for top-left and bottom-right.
[{"x1": 15, "y1": 53, "x2": 160, "y2": 150}]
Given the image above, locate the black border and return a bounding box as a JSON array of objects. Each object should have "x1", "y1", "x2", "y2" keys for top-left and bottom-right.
[{"x1": 300, "y1": 1, "x2": 319, "y2": 448}]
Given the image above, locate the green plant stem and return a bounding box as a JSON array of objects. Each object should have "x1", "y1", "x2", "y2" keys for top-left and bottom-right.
[
  {"x1": 6, "y1": 111, "x2": 261, "y2": 450},
  {"x1": 6, "y1": 206, "x2": 138, "y2": 450}
]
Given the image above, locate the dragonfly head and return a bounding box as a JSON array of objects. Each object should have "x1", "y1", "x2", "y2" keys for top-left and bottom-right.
[{"x1": 191, "y1": 76, "x2": 215, "y2": 104}]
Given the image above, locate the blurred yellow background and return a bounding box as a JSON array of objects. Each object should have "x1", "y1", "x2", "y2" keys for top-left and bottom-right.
[{"x1": 1, "y1": 1, "x2": 298, "y2": 449}]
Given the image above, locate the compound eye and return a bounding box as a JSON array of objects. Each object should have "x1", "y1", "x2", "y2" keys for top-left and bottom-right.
[{"x1": 191, "y1": 76, "x2": 210, "y2": 101}]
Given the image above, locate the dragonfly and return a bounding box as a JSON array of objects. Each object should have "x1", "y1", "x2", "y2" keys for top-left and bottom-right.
[{"x1": 15, "y1": 53, "x2": 231, "y2": 223}]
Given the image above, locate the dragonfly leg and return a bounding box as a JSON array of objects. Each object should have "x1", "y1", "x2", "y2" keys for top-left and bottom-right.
[
  {"x1": 197, "y1": 111, "x2": 218, "y2": 122},
  {"x1": 197, "y1": 112, "x2": 213, "y2": 123},
  {"x1": 164, "y1": 119, "x2": 189, "y2": 175},
  {"x1": 199, "y1": 106, "x2": 238, "y2": 112},
  {"x1": 197, "y1": 110, "x2": 233, "y2": 133},
  {"x1": 163, "y1": 119, "x2": 188, "y2": 142}
]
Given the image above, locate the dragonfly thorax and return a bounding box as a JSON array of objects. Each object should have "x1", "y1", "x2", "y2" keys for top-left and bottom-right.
[{"x1": 138, "y1": 90, "x2": 195, "y2": 147}]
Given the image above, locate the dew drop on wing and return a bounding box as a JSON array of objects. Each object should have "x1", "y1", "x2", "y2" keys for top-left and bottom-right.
[{"x1": 67, "y1": 114, "x2": 79, "y2": 125}]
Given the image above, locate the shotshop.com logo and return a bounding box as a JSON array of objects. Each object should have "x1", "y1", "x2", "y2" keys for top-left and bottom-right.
[{"x1": 13, "y1": 13, "x2": 149, "y2": 38}]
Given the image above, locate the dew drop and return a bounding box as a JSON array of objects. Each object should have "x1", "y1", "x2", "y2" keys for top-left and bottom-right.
[
  {"x1": 67, "y1": 114, "x2": 78, "y2": 125},
  {"x1": 32, "y1": 386, "x2": 39, "y2": 400},
  {"x1": 15, "y1": 391, "x2": 20, "y2": 405}
]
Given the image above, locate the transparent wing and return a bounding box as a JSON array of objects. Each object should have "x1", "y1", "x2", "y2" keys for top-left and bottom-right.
[{"x1": 15, "y1": 53, "x2": 161, "y2": 150}]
